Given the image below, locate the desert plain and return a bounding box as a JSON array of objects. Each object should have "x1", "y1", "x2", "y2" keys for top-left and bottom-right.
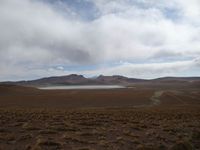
[{"x1": 0, "y1": 82, "x2": 200, "y2": 150}]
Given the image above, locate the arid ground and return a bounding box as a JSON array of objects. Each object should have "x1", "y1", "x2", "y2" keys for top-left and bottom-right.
[{"x1": 0, "y1": 84, "x2": 200, "y2": 150}]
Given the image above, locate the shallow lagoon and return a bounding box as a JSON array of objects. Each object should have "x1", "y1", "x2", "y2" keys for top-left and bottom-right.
[{"x1": 38, "y1": 85, "x2": 125, "y2": 90}]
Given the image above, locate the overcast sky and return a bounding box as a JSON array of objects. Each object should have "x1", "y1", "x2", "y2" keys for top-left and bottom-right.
[{"x1": 0, "y1": 0, "x2": 200, "y2": 81}]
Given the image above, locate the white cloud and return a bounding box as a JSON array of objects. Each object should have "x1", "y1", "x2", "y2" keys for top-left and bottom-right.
[
  {"x1": 0, "y1": 0, "x2": 200, "y2": 80},
  {"x1": 82, "y1": 58, "x2": 199, "y2": 79}
]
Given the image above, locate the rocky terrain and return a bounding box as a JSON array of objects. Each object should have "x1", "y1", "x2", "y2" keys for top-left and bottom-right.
[{"x1": 0, "y1": 106, "x2": 199, "y2": 150}]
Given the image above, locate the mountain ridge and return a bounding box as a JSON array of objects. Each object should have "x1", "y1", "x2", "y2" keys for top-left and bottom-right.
[{"x1": 1, "y1": 74, "x2": 200, "y2": 87}]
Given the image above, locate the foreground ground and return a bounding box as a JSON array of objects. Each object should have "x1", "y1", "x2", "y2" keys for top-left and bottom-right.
[
  {"x1": 0, "y1": 84, "x2": 200, "y2": 149},
  {"x1": 0, "y1": 107, "x2": 200, "y2": 150}
]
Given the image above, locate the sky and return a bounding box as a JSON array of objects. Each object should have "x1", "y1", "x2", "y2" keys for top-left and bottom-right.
[{"x1": 0, "y1": 0, "x2": 200, "y2": 81}]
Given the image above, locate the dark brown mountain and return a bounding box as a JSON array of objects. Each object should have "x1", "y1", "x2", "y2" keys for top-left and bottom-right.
[
  {"x1": 152, "y1": 77, "x2": 200, "y2": 83},
  {"x1": 2, "y1": 74, "x2": 92, "y2": 87},
  {"x1": 96, "y1": 75, "x2": 146, "y2": 84},
  {"x1": 1, "y1": 74, "x2": 146, "y2": 87},
  {"x1": 1, "y1": 74, "x2": 200, "y2": 87}
]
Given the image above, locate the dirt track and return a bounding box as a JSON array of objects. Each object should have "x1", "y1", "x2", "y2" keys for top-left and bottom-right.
[{"x1": 150, "y1": 91, "x2": 164, "y2": 106}]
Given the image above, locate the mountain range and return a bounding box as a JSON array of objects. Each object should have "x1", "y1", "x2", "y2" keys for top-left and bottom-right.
[{"x1": 1, "y1": 74, "x2": 200, "y2": 87}]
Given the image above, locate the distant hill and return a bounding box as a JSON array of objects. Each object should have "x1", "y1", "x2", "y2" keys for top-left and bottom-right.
[
  {"x1": 2, "y1": 74, "x2": 93, "y2": 87},
  {"x1": 152, "y1": 77, "x2": 200, "y2": 83},
  {"x1": 1, "y1": 74, "x2": 146, "y2": 87},
  {"x1": 96, "y1": 75, "x2": 146, "y2": 84},
  {"x1": 1, "y1": 74, "x2": 200, "y2": 87}
]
